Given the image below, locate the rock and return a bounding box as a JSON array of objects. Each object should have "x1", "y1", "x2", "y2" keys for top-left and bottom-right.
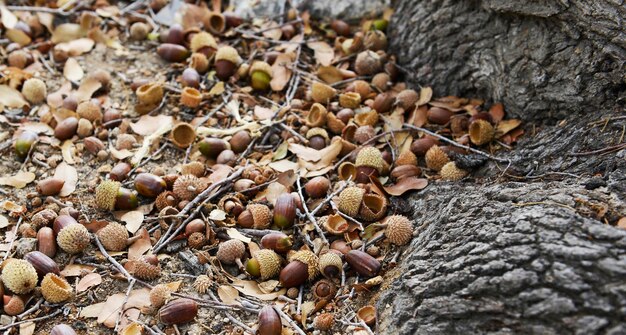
[{"x1": 15, "y1": 238, "x2": 37, "y2": 258}]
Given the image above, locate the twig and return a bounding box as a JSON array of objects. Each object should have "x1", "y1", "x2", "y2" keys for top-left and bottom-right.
[
  {"x1": 296, "y1": 285, "x2": 303, "y2": 314},
  {"x1": 94, "y1": 235, "x2": 132, "y2": 280},
  {"x1": 273, "y1": 306, "x2": 307, "y2": 335},
  {"x1": 115, "y1": 278, "x2": 137, "y2": 331},
  {"x1": 17, "y1": 298, "x2": 44, "y2": 319},
  {"x1": 569, "y1": 143, "x2": 626, "y2": 156},
  {"x1": 3, "y1": 217, "x2": 22, "y2": 261},
  {"x1": 310, "y1": 180, "x2": 350, "y2": 216},
  {"x1": 225, "y1": 312, "x2": 255, "y2": 334},
  {"x1": 296, "y1": 176, "x2": 328, "y2": 250},
  {"x1": 19, "y1": 139, "x2": 38, "y2": 171},
  {"x1": 0, "y1": 308, "x2": 63, "y2": 331}
]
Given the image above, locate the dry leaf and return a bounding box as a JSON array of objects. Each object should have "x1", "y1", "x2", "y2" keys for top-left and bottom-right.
[
  {"x1": 74, "y1": 77, "x2": 102, "y2": 102},
  {"x1": 6, "y1": 29, "x2": 31, "y2": 46},
  {"x1": 254, "y1": 106, "x2": 274, "y2": 120},
  {"x1": 217, "y1": 285, "x2": 241, "y2": 306},
  {"x1": 46, "y1": 81, "x2": 72, "y2": 107},
  {"x1": 61, "y1": 140, "x2": 76, "y2": 164},
  {"x1": 76, "y1": 273, "x2": 102, "y2": 292},
  {"x1": 230, "y1": 278, "x2": 286, "y2": 301},
  {"x1": 197, "y1": 121, "x2": 262, "y2": 137},
  {"x1": 128, "y1": 228, "x2": 151, "y2": 260},
  {"x1": 18, "y1": 122, "x2": 54, "y2": 136},
  {"x1": 254, "y1": 182, "x2": 287, "y2": 205},
  {"x1": 98, "y1": 288, "x2": 151, "y2": 328},
  {"x1": 61, "y1": 264, "x2": 95, "y2": 277},
  {"x1": 270, "y1": 53, "x2": 294, "y2": 91},
  {"x1": 80, "y1": 302, "x2": 105, "y2": 318},
  {"x1": 0, "y1": 85, "x2": 28, "y2": 108},
  {"x1": 51, "y1": 23, "x2": 84, "y2": 43},
  {"x1": 119, "y1": 211, "x2": 144, "y2": 234},
  {"x1": 417, "y1": 87, "x2": 433, "y2": 106},
  {"x1": 0, "y1": 215, "x2": 9, "y2": 229},
  {"x1": 317, "y1": 66, "x2": 344, "y2": 84},
  {"x1": 63, "y1": 58, "x2": 84, "y2": 81},
  {"x1": 261, "y1": 21, "x2": 282, "y2": 40},
  {"x1": 268, "y1": 159, "x2": 298, "y2": 173},
  {"x1": 0, "y1": 171, "x2": 35, "y2": 189},
  {"x1": 55, "y1": 38, "x2": 94, "y2": 57},
  {"x1": 130, "y1": 115, "x2": 173, "y2": 136},
  {"x1": 209, "y1": 209, "x2": 227, "y2": 221},
  {"x1": 1, "y1": 6, "x2": 18, "y2": 29},
  {"x1": 19, "y1": 322, "x2": 35, "y2": 335},
  {"x1": 54, "y1": 162, "x2": 78, "y2": 197},
  {"x1": 495, "y1": 119, "x2": 522, "y2": 138},
  {"x1": 208, "y1": 81, "x2": 225, "y2": 96},
  {"x1": 226, "y1": 228, "x2": 251, "y2": 243},
  {"x1": 131, "y1": 123, "x2": 172, "y2": 165},
  {"x1": 258, "y1": 280, "x2": 279, "y2": 294},
  {"x1": 384, "y1": 177, "x2": 428, "y2": 196},
  {"x1": 109, "y1": 145, "x2": 133, "y2": 160},
  {"x1": 306, "y1": 41, "x2": 334, "y2": 66},
  {"x1": 301, "y1": 301, "x2": 315, "y2": 327}
]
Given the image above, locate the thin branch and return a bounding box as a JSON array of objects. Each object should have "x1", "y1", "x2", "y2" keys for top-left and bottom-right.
[{"x1": 94, "y1": 235, "x2": 132, "y2": 280}]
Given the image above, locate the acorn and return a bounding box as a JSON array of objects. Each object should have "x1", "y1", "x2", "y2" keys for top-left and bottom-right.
[
  {"x1": 312, "y1": 278, "x2": 337, "y2": 301},
  {"x1": 173, "y1": 175, "x2": 208, "y2": 201},
  {"x1": 51, "y1": 324, "x2": 77, "y2": 335},
  {"x1": 136, "y1": 82, "x2": 163, "y2": 106},
  {"x1": 246, "y1": 249, "x2": 282, "y2": 280},
  {"x1": 373, "y1": 92, "x2": 394, "y2": 113},
  {"x1": 216, "y1": 149, "x2": 237, "y2": 166},
  {"x1": 116, "y1": 188, "x2": 139, "y2": 210},
  {"x1": 238, "y1": 204, "x2": 272, "y2": 229},
  {"x1": 96, "y1": 180, "x2": 138, "y2": 211},
  {"x1": 331, "y1": 240, "x2": 351, "y2": 255},
  {"x1": 198, "y1": 137, "x2": 228, "y2": 158},
  {"x1": 1, "y1": 259, "x2": 38, "y2": 294},
  {"x1": 427, "y1": 107, "x2": 453, "y2": 125},
  {"x1": 440, "y1": 162, "x2": 468, "y2": 181},
  {"x1": 306, "y1": 103, "x2": 328, "y2": 128},
  {"x1": 157, "y1": 43, "x2": 190, "y2": 62},
  {"x1": 249, "y1": 61, "x2": 272, "y2": 90},
  {"x1": 76, "y1": 100, "x2": 103, "y2": 123},
  {"x1": 372, "y1": 19, "x2": 389, "y2": 31},
  {"x1": 215, "y1": 46, "x2": 240, "y2": 81},
  {"x1": 311, "y1": 81, "x2": 337, "y2": 104},
  {"x1": 383, "y1": 215, "x2": 414, "y2": 246},
  {"x1": 306, "y1": 127, "x2": 329, "y2": 150},
  {"x1": 313, "y1": 313, "x2": 335, "y2": 331},
  {"x1": 371, "y1": 72, "x2": 390, "y2": 91},
  {"x1": 349, "y1": 80, "x2": 372, "y2": 101},
  {"x1": 150, "y1": 284, "x2": 171, "y2": 308},
  {"x1": 14, "y1": 130, "x2": 38, "y2": 160},
  {"x1": 21, "y1": 78, "x2": 47, "y2": 104},
  {"x1": 193, "y1": 275, "x2": 212, "y2": 294},
  {"x1": 159, "y1": 299, "x2": 198, "y2": 325},
  {"x1": 345, "y1": 250, "x2": 381, "y2": 277},
  {"x1": 41, "y1": 273, "x2": 72, "y2": 303},
  {"x1": 186, "y1": 232, "x2": 205, "y2": 249},
  {"x1": 8, "y1": 50, "x2": 32, "y2": 69},
  {"x1": 354, "y1": 110, "x2": 379, "y2": 126},
  {"x1": 181, "y1": 87, "x2": 202, "y2": 108},
  {"x1": 274, "y1": 193, "x2": 297, "y2": 229},
  {"x1": 130, "y1": 22, "x2": 149, "y2": 40},
  {"x1": 331, "y1": 19, "x2": 351, "y2": 37},
  {"x1": 354, "y1": 50, "x2": 381, "y2": 75},
  {"x1": 260, "y1": 233, "x2": 293, "y2": 253},
  {"x1": 223, "y1": 11, "x2": 244, "y2": 28},
  {"x1": 396, "y1": 150, "x2": 418, "y2": 166},
  {"x1": 469, "y1": 119, "x2": 495, "y2": 145},
  {"x1": 55, "y1": 117, "x2": 78, "y2": 140},
  {"x1": 181, "y1": 161, "x2": 205, "y2": 177},
  {"x1": 257, "y1": 306, "x2": 282, "y2": 335},
  {"x1": 165, "y1": 24, "x2": 184, "y2": 44},
  {"x1": 190, "y1": 32, "x2": 217, "y2": 57},
  {"x1": 110, "y1": 162, "x2": 132, "y2": 181},
  {"x1": 171, "y1": 122, "x2": 196, "y2": 148},
  {"x1": 216, "y1": 239, "x2": 245, "y2": 268},
  {"x1": 57, "y1": 223, "x2": 90, "y2": 254},
  {"x1": 32, "y1": 209, "x2": 57, "y2": 230},
  {"x1": 76, "y1": 118, "x2": 93, "y2": 138},
  {"x1": 395, "y1": 89, "x2": 419, "y2": 110},
  {"x1": 155, "y1": 191, "x2": 178, "y2": 211},
  {"x1": 391, "y1": 165, "x2": 421, "y2": 180},
  {"x1": 102, "y1": 109, "x2": 122, "y2": 128},
  {"x1": 305, "y1": 176, "x2": 330, "y2": 198},
  {"x1": 37, "y1": 227, "x2": 56, "y2": 257},
  {"x1": 230, "y1": 130, "x2": 252, "y2": 153},
  {"x1": 319, "y1": 252, "x2": 342, "y2": 278},
  {"x1": 36, "y1": 178, "x2": 65, "y2": 196},
  {"x1": 24, "y1": 251, "x2": 60, "y2": 279},
  {"x1": 357, "y1": 305, "x2": 377, "y2": 326},
  {"x1": 410, "y1": 137, "x2": 437, "y2": 156},
  {"x1": 279, "y1": 259, "x2": 308, "y2": 288},
  {"x1": 135, "y1": 173, "x2": 166, "y2": 198},
  {"x1": 116, "y1": 134, "x2": 137, "y2": 150},
  {"x1": 185, "y1": 219, "x2": 205, "y2": 236},
  {"x1": 425, "y1": 145, "x2": 450, "y2": 171},
  {"x1": 339, "y1": 92, "x2": 361, "y2": 109},
  {"x1": 355, "y1": 146, "x2": 385, "y2": 183},
  {"x1": 97, "y1": 222, "x2": 130, "y2": 251},
  {"x1": 354, "y1": 125, "x2": 376, "y2": 144},
  {"x1": 338, "y1": 187, "x2": 365, "y2": 217},
  {"x1": 288, "y1": 250, "x2": 319, "y2": 281},
  {"x1": 4, "y1": 295, "x2": 25, "y2": 316},
  {"x1": 364, "y1": 30, "x2": 388, "y2": 51},
  {"x1": 189, "y1": 52, "x2": 209, "y2": 73}
]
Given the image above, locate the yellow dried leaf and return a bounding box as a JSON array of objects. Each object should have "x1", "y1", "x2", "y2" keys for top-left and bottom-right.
[
  {"x1": 317, "y1": 66, "x2": 344, "y2": 84},
  {"x1": 76, "y1": 273, "x2": 102, "y2": 292},
  {"x1": 119, "y1": 211, "x2": 144, "y2": 234},
  {"x1": 0, "y1": 85, "x2": 28, "y2": 108},
  {"x1": 128, "y1": 228, "x2": 151, "y2": 260},
  {"x1": 217, "y1": 285, "x2": 240, "y2": 306},
  {"x1": 230, "y1": 278, "x2": 286, "y2": 301},
  {"x1": 130, "y1": 115, "x2": 173, "y2": 136},
  {"x1": 74, "y1": 77, "x2": 102, "y2": 102},
  {"x1": 61, "y1": 264, "x2": 95, "y2": 277},
  {"x1": 54, "y1": 162, "x2": 77, "y2": 197},
  {"x1": 226, "y1": 228, "x2": 252, "y2": 243},
  {"x1": 495, "y1": 119, "x2": 522, "y2": 138},
  {"x1": 208, "y1": 81, "x2": 225, "y2": 96},
  {"x1": 64, "y1": 58, "x2": 84, "y2": 81},
  {"x1": 417, "y1": 87, "x2": 433, "y2": 106},
  {"x1": 270, "y1": 53, "x2": 294, "y2": 91},
  {"x1": 306, "y1": 41, "x2": 334, "y2": 66},
  {"x1": 0, "y1": 171, "x2": 35, "y2": 189},
  {"x1": 80, "y1": 302, "x2": 105, "y2": 318}
]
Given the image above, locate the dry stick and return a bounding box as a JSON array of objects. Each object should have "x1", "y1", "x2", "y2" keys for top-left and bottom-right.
[
  {"x1": 152, "y1": 167, "x2": 245, "y2": 253},
  {"x1": 310, "y1": 180, "x2": 350, "y2": 216},
  {"x1": 2, "y1": 217, "x2": 22, "y2": 261},
  {"x1": 403, "y1": 124, "x2": 511, "y2": 163},
  {"x1": 330, "y1": 201, "x2": 364, "y2": 231},
  {"x1": 0, "y1": 309, "x2": 63, "y2": 331},
  {"x1": 19, "y1": 139, "x2": 38, "y2": 171},
  {"x1": 569, "y1": 142, "x2": 626, "y2": 156},
  {"x1": 17, "y1": 298, "x2": 44, "y2": 319},
  {"x1": 94, "y1": 235, "x2": 132, "y2": 280},
  {"x1": 115, "y1": 278, "x2": 137, "y2": 332},
  {"x1": 279, "y1": 123, "x2": 308, "y2": 144},
  {"x1": 296, "y1": 284, "x2": 304, "y2": 314},
  {"x1": 273, "y1": 306, "x2": 307, "y2": 335},
  {"x1": 225, "y1": 312, "x2": 255, "y2": 334},
  {"x1": 296, "y1": 177, "x2": 329, "y2": 249}
]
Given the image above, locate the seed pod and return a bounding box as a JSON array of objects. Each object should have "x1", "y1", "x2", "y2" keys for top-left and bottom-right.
[
  {"x1": 57, "y1": 223, "x2": 91, "y2": 254},
  {"x1": 110, "y1": 162, "x2": 132, "y2": 181},
  {"x1": 311, "y1": 81, "x2": 337, "y2": 104},
  {"x1": 158, "y1": 299, "x2": 198, "y2": 325},
  {"x1": 22, "y1": 78, "x2": 47, "y2": 104},
  {"x1": 425, "y1": 145, "x2": 450, "y2": 171},
  {"x1": 181, "y1": 68, "x2": 200, "y2": 88},
  {"x1": 384, "y1": 215, "x2": 414, "y2": 246},
  {"x1": 260, "y1": 233, "x2": 293, "y2": 253},
  {"x1": 427, "y1": 107, "x2": 453, "y2": 125},
  {"x1": 229, "y1": 130, "x2": 251, "y2": 153},
  {"x1": 1, "y1": 259, "x2": 38, "y2": 294},
  {"x1": 198, "y1": 137, "x2": 228, "y2": 158},
  {"x1": 469, "y1": 119, "x2": 495, "y2": 145},
  {"x1": 37, "y1": 227, "x2": 56, "y2": 258},
  {"x1": 440, "y1": 162, "x2": 468, "y2": 181},
  {"x1": 312, "y1": 279, "x2": 337, "y2": 300},
  {"x1": 24, "y1": 251, "x2": 60, "y2": 279},
  {"x1": 14, "y1": 130, "x2": 38, "y2": 160},
  {"x1": 84, "y1": 136, "x2": 105, "y2": 154},
  {"x1": 116, "y1": 188, "x2": 139, "y2": 210},
  {"x1": 216, "y1": 239, "x2": 245, "y2": 266},
  {"x1": 246, "y1": 249, "x2": 282, "y2": 280},
  {"x1": 157, "y1": 43, "x2": 190, "y2": 62},
  {"x1": 41, "y1": 273, "x2": 72, "y2": 303},
  {"x1": 135, "y1": 173, "x2": 166, "y2": 198},
  {"x1": 279, "y1": 260, "x2": 308, "y2": 289},
  {"x1": 54, "y1": 117, "x2": 78, "y2": 140},
  {"x1": 249, "y1": 61, "x2": 272, "y2": 90},
  {"x1": 204, "y1": 12, "x2": 226, "y2": 35},
  {"x1": 273, "y1": 194, "x2": 296, "y2": 229},
  {"x1": 345, "y1": 250, "x2": 381, "y2": 277},
  {"x1": 257, "y1": 306, "x2": 282, "y2": 335},
  {"x1": 357, "y1": 305, "x2": 377, "y2": 326},
  {"x1": 214, "y1": 46, "x2": 240, "y2": 81},
  {"x1": 313, "y1": 313, "x2": 335, "y2": 331},
  {"x1": 36, "y1": 178, "x2": 65, "y2": 196}
]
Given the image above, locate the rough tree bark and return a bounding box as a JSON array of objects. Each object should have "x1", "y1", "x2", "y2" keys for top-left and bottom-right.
[{"x1": 381, "y1": 1, "x2": 626, "y2": 334}]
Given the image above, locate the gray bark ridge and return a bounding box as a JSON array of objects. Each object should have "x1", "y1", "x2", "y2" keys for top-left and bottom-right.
[
  {"x1": 389, "y1": 0, "x2": 626, "y2": 121},
  {"x1": 378, "y1": 181, "x2": 626, "y2": 335}
]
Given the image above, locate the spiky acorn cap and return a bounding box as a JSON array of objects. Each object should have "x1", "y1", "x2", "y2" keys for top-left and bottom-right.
[
  {"x1": 96, "y1": 180, "x2": 121, "y2": 211},
  {"x1": 21, "y1": 78, "x2": 47, "y2": 104},
  {"x1": 289, "y1": 250, "x2": 319, "y2": 281},
  {"x1": 193, "y1": 274, "x2": 212, "y2": 293},
  {"x1": 57, "y1": 224, "x2": 91, "y2": 254},
  {"x1": 129, "y1": 257, "x2": 161, "y2": 280},
  {"x1": 1, "y1": 259, "x2": 38, "y2": 294},
  {"x1": 150, "y1": 284, "x2": 171, "y2": 308},
  {"x1": 338, "y1": 187, "x2": 365, "y2": 217},
  {"x1": 469, "y1": 119, "x2": 495, "y2": 145},
  {"x1": 41, "y1": 273, "x2": 73, "y2": 303},
  {"x1": 215, "y1": 46, "x2": 240, "y2": 64},
  {"x1": 306, "y1": 127, "x2": 329, "y2": 140},
  {"x1": 319, "y1": 252, "x2": 342, "y2": 278},
  {"x1": 355, "y1": 147, "x2": 385, "y2": 173},
  {"x1": 97, "y1": 222, "x2": 129, "y2": 252},
  {"x1": 425, "y1": 145, "x2": 449, "y2": 171},
  {"x1": 395, "y1": 150, "x2": 417, "y2": 166},
  {"x1": 190, "y1": 32, "x2": 217, "y2": 52},
  {"x1": 3, "y1": 295, "x2": 25, "y2": 316},
  {"x1": 248, "y1": 204, "x2": 272, "y2": 229},
  {"x1": 384, "y1": 215, "x2": 413, "y2": 246},
  {"x1": 173, "y1": 175, "x2": 208, "y2": 201},
  {"x1": 187, "y1": 232, "x2": 206, "y2": 249},
  {"x1": 249, "y1": 61, "x2": 272, "y2": 77},
  {"x1": 313, "y1": 313, "x2": 335, "y2": 331},
  {"x1": 155, "y1": 191, "x2": 178, "y2": 211},
  {"x1": 180, "y1": 161, "x2": 205, "y2": 177},
  {"x1": 339, "y1": 92, "x2": 361, "y2": 109},
  {"x1": 216, "y1": 239, "x2": 246, "y2": 264},
  {"x1": 358, "y1": 193, "x2": 388, "y2": 222},
  {"x1": 440, "y1": 162, "x2": 468, "y2": 181},
  {"x1": 76, "y1": 100, "x2": 102, "y2": 123},
  {"x1": 252, "y1": 249, "x2": 282, "y2": 280}
]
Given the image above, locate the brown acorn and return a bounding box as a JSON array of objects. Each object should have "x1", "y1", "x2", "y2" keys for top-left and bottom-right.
[
  {"x1": 257, "y1": 306, "x2": 282, "y2": 335},
  {"x1": 305, "y1": 176, "x2": 330, "y2": 198},
  {"x1": 260, "y1": 233, "x2": 293, "y2": 253},
  {"x1": 246, "y1": 249, "x2": 282, "y2": 280},
  {"x1": 181, "y1": 68, "x2": 200, "y2": 88},
  {"x1": 198, "y1": 137, "x2": 228, "y2": 158},
  {"x1": 230, "y1": 130, "x2": 252, "y2": 153},
  {"x1": 14, "y1": 130, "x2": 38, "y2": 160},
  {"x1": 410, "y1": 137, "x2": 438, "y2": 156},
  {"x1": 345, "y1": 250, "x2": 381, "y2": 277},
  {"x1": 134, "y1": 173, "x2": 166, "y2": 198},
  {"x1": 215, "y1": 46, "x2": 240, "y2": 81},
  {"x1": 4, "y1": 295, "x2": 25, "y2": 316},
  {"x1": 331, "y1": 19, "x2": 351, "y2": 37},
  {"x1": 36, "y1": 178, "x2": 65, "y2": 196},
  {"x1": 110, "y1": 162, "x2": 131, "y2": 181},
  {"x1": 238, "y1": 204, "x2": 272, "y2": 229},
  {"x1": 312, "y1": 278, "x2": 337, "y2": 300},
  {"x1": 279, "y1": 260, "x2": 308, "y2": 288},
  {"x1": 311, "y1": 81, "x2": 337, "y2": 104},
  {"x1": 216, "y1": 239, "x2": 245, "y2": 268},
  {"x1": 51, "y1": 324, "x2": 77, "y2": 335},
  {"x1": 158, "y1": 299, "x2": 198, "y2": 325},
  {"x1": 157, "y1": 43, "x2": 190, "y2": 62},
  {"x1": 55, "y1": 117, "x2": 78, "y2": 140},
  {"x1": 24, "y1": 251, "x2": 60, "y2": 279},
  {"x1": 273, "y1": 193, "x2": 296, "y2": 229},
  {"x1": 355, "y1": 146, "x2": 385, "y2": 183},
  {"x1": 354, "y1": 50, "x2": 381, "y2": 75},
  {"x1": 427, "y1": 107, "x2": 453, "y2": 125},
  {"x1": 37, "y1": 227, "x2": 56, "y2": 258},
  {"x1": 318, "y1": 252, "x2": 342, "y2": 278}
]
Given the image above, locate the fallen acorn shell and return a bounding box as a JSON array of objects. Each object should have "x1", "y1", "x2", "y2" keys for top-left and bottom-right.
[
  {"x1": 37, "y1": 227, "x2": 56, "y2": 258},
  {"x1": 354, "y1": 110, "x2": 379, "y2": 127},
  {"x1": 322, "y1": 214, "x2": 349, "y2": 235},
  {"x1": 204, "y1": 12, "x2": 226, "y2": 35},
  {"x1": 24, "y1": 251, "x2": 60, "y2": 279},
  {"x1": 22, "y1": 78, "x2": 47, "y2": 104},
  {"x1": 181, "y1": 161, "x2": 205, "y2": 177},
  {"x1": 440, "y1": 161, "x2": 468, "y2": 181},
  {"x1": 150, "y1": 284, "x2": 172, "y2": 308},
  {"x1": 345, "y1": 250, "x2": 381, "y2": 277},
  {"x1": 180, "y1": 87, "x2": 202, "y2": 108},
  {"x1": 396, "y1": 150, "x2": 418, "y2": 166},
  {"x1": 326, "y1": 112, "x2": 346, "y2": 134},
  {"x1": 173, "y1": 175, "x2": 207, "y2": 201},
  {"x1": 395, "y1": 89, "x2": 419, "y2": 110},
  {"x1": 120, "y1": 323, "x2": 143, "y2": 335},
  {"x1": 358, "y1": 193, "x2": 388, "y2": 222},
  {"x1": 96, "y1": 180, "x2": 121, "y2": 211},
  {"x1": 36, "y1": 178, "x2": 65, "y2": 196},
  {"x1": 41, "y1": 273, "x2": 73, "y2": 303},
  {"x1": 311, "y1": 81, "x2": 337, "y2": 104},
  {"x1": 469, "y1": 119, "x2": 495, "y2": 145},
  {"x1": 189, "y1": 52, "x2": 209, "y2": 73},
  {"x1": 257, "y1": 306, "x2": 282, "y2": 335},
  {"x1": 136, "y1": 82, "x2": 164, "y2": 106},
  {"x1": 97, "y1": 222, "x2": 129, "y2": 251},
  {"x1": 170, "y1": 122, "x2": 196, "y2": 148},
  {"x1": 50, "y1": 324, "x2": 77, "y2": 335},
  {"x1": 350, "y1": 80, "x2": 372, "y2": 100},
  {"x1": 159, "y1": 298, "x2": 198, "y2": 325},
  {"x1": 338, "y1": 162, "x2": 357, "y2": 181},
  {"x1": 128, "y1": 256, "x2": 161, "y2": 280},
  {"x1": 339, "y1": 92, "x2": 362, "y2": 109},
  {"x1": 306, "y1": 103, "x2": 328, "y2": 127},
  {"x1": 193, "y1": 275, "x2": 212, "y2": 294},
  {"x1": 135, "y1": 173, "x2": 167, "y2": 198},
  {"x1": 357, "y1": 305, "x2": 377, "y2": 326},
  {"x1": 313, "y1": 313, "x2": 335, "y2": 331}
]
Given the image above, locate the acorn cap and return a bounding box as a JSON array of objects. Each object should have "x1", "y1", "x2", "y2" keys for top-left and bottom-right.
[
  {"x1": 339, "y1": 92, "x2": 361, "y2": 109},
  {"x1": 30, "y1": 209, "x2": 57, "y2": 229},
  {"x1": 289, "y1": 250, "x2": 319, "y2": 281},
  {"x1": 57, "y1": 224, "x2": 91, "y2": 254},
  {"x1": 128, "y1": 257, "x2": 161, "y2": 280},
  {"x1": 354, "y1": 50, "x2": 381, "y2": 75},
  {"x1": 155, "y1": 191, "x2": 178, "y2": 211},
  {"x1": 384, "y1": 215, "x2": 413, "y2": 246},
  {"x1": 311, "y1": 81, "x2": 337, "y2": 104},
  {"x1": 358, "y1": 193, "x2": 388, "y2": 222},
  {"x1": 180, "y1": 87, "x2": 202, "y2": 108},
  {"x1": 319, "y1": 252, "x2": 342, "y2": 278},
  {"x1": 305, "y1": 127, "x2": 329, "y2": 141},
  {"x1": 321, "y1": 214, "x2": 348, "y2": 235},
  {"x1": 313, "y1": 313, "x2": 335, "y2": 331},
  {"x1": 96, "y1": 180, "x2": 121, "y2": 211},
  {"x1": 187, "y1": 232, "x2": 206, "y2": 249},
  {"x1": 181, "y1": 161, "x2": 205, "y2": 177},
  {"x1": 97, "y1": 222, "x2": 129, "y2": 252},
  {"x1": 3, "y1": 295, "x2": 25, "y2": 316},
  {"x1": 1, "y1": 259, "x2": 38, "y2": 294},
  {"x1": 249, "y1": 61, "x2": 272, "y2": 77},
  {"x1": 252, "y1": 249, "x2": 282, "y2": 280},
  {"x1": 173, "y1": 175, "x2": 208, "y2": 201},
  {"x1": 306, "y1": 103, "x2": 328, "y2": 128},
  {"x1": 338, "y1": 187, "x2": 365, "y2": 217},
  {"x1": 215, "y1": 46, "x2": 240, "y2": 64},
  {"x1": 395, "y1": 150, "x2": 417, "y2": 166},
  {"x1": 440, "y1": 162, "x2": 468, "y2": 181},
  {"x1": 41, "y1": 273, "x2": 73, "y2": 303},
  {"x1": 355, "y1": 147, "x2": 385, "y2": 173},
  {"x1": 76, "y1": 101, "x2": 102, "y2": 123},
  {"x1": 216, "y1": 239, "x2": 245, "y2": 264},
  {"x1": 190, "y1": 32, "x2": 217, "y2": 52},
  {"x1": 150, "y1": 284, "x2": 171, "y2": 308},
  {"x1": 425, "y1": 145, "x2": 449, "y2": 171},
  {"x1": 469, "y1": 119, "x2": 495, "y2": 145},
  {"x1": 248, "y1": 204, "x2": 272, "y2": 229},
  {"x1": 193, "y1": 274, "x2": 212, "y2": 294},
  {"x1": 21, "y1": 78, "x2": 47, "y2": 104}
]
